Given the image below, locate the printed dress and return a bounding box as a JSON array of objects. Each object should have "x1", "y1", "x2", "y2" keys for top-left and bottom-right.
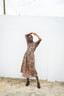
[{"x1": 20, "y1": 38, "x2": 41, "y2": 78}]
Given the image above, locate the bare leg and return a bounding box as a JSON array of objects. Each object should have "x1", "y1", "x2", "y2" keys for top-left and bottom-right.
[
  {"x1": 26, "y1": 78, "x2": 30, "y2": 86},
  {"x1": 36, "y1": 76, "x2": 39, "y2": 83},
  {"x1": 27, "y1": 78, "x2": 29, "y2": 82},
  {"x1": 36, "y1": 76, "x2": 41, "y2": 88}
]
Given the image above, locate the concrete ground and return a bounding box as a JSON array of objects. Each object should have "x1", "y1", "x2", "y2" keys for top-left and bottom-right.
[{"x1": 0, "y1": 77, "x2": 64, "y2": 96}]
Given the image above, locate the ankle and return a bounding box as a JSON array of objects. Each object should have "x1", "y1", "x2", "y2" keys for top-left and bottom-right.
[
  {"x1": 37, "y1": 81, "x2": 39, "y2": 84},
  {"x1": 27, "y1": 80, "x2": 29, "y2": 82}
]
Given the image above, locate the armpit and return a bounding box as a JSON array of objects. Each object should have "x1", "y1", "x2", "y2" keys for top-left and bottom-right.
[{"x1": 34, "y1": 39, "x2": 41, "y2": 48}]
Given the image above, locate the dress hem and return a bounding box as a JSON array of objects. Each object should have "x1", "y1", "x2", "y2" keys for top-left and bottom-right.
[{"x1": 21, "y1": 73, "x2": 38, "y2": 78}]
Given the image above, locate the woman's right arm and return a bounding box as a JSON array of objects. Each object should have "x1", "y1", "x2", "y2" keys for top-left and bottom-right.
[{"x1": 25, "y1": 32, "x2": 33, "y2": 39}]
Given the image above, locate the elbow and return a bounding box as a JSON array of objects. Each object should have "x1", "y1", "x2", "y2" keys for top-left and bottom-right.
[
  {"x1": 39, "y1": 38, "x2": 42, "y2": 41},
  {"x1": 25, "y1": 34, "x2": 27, "y2": 39},
  {"x1": 25, "y1": 34, "x2": 27, "y2": 36}
]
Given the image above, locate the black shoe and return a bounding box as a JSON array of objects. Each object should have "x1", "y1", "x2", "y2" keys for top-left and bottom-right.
[
  {"x1": 37, "y1": 82, "x2": 41, "y2": 89},
  {"x1": 26, "y1": 81, "x2": 30, "y2": 86}
]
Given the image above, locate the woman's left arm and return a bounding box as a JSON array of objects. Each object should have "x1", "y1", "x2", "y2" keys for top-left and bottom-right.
[
  {"x1": 33, "y1": 32, "x2": 42, "y2": 48},
  {"x1": 33, "y1": 32, "x2": 42, "y2": 41}
]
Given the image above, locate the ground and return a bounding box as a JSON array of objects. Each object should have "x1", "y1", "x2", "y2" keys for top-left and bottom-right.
[{"x1": 0, "y1": 77, "x2": 64, "y2": 96}]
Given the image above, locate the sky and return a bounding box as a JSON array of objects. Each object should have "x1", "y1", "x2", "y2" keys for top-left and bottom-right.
[{"x1": 0, "y1": 0, "x2": 64, "y2": 16}]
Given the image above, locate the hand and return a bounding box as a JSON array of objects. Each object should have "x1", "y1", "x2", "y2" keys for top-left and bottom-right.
[
  {"x1": 25, "y1": 32, "x2": 33, "y2": 36},
  {"x1": 33, "y1": 33, "x2": 42, "y2": 41},
  {"x1": 31, "y1": 32, "x2": 33, "y2": 34},
  {"x1": 33, "y1": 33, "x2": 37, "y2": 36}
]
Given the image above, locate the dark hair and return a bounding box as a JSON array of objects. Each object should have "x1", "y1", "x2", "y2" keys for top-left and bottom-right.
[
  {"x1": 27, "y1": 34, "x2": 33, "y2": 38},
  {"x1": 27, "y1": 34, "x2": 33, "y2": 42}
]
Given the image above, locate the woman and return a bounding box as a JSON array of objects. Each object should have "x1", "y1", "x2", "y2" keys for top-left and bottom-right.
[{"x1": 20, "y1": 32, "x2": 42, "y2": 89}]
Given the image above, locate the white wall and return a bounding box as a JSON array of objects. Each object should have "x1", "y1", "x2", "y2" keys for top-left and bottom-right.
[{"x1": 0, "y1": 16, "x2": 64, "y2": 81}]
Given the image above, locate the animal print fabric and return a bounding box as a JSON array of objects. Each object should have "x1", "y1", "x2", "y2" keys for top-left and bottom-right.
[{"x1": 20, "y1": 39, "x2": 41, "y2": 78}]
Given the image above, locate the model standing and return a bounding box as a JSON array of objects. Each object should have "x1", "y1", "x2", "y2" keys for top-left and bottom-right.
[{"x1": 20, "y1": 32, "x2": 42, "y2": 88}]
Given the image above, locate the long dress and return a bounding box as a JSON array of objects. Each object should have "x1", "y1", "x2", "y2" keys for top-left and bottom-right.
[{"x1": 20, "y1": 38, "x2": 41, "y2": 78}]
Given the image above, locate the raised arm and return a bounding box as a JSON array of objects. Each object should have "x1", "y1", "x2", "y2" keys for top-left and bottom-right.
[
  {"x1": 25, "y1": 32, "x2": 33, "y2": 39},
  {"x1": 33, "y1": 32, "x2": 42, "y2": 41},
  {"x1": 33, "y1": 32, "x2": 42, "y2": 48}
]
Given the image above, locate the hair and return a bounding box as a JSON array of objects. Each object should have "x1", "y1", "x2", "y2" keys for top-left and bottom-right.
[
  {"x1": 27, "y1": 34, "x2": 33, "y2": 42},
  {"x1": 27, "y1": 34, "x2": 33, "y2": 38}
]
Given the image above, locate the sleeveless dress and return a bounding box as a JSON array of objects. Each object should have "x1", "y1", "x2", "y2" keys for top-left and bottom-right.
[{"x1": 20, "y1": 38, "x2": 41, "y2": 78}]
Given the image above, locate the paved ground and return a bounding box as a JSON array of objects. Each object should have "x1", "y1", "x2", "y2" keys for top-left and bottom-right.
[{"x1": 0, "y1": 77, "x2": 64, "y2": 96}]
